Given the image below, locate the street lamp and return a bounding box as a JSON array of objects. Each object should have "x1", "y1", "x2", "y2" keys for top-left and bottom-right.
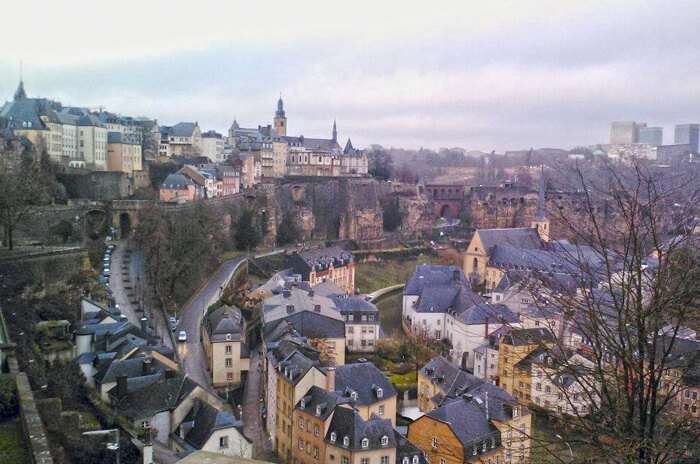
[
  {"x1": 555, "y1": 434, "x2": 573, "y2": 462},
  {"x1": 83, "y1": 428, "x2": 120, "y2": 464}
]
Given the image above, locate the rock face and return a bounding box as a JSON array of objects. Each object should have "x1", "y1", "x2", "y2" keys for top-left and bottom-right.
[
  {"x1": 264, "y1": 178, "x2": 384, "y2": 246},
  {"x1": 398, "y1": 195, "x2": 434, "y2": 238}
]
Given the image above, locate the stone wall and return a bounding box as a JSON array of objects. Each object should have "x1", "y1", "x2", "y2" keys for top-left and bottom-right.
[
  {"x1": 57, "y1": 170, "x2": 151, "y2": 201},
  {"x1": 16, "y1": 372, "x2": 55, "y2": 464}
]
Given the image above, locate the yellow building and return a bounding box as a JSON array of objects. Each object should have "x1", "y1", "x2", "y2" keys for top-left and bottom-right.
[
  {"x1": 323, "y1": 407, "x2": 397, "y2": 464},
  {"x1": 292, "y1": 386, "x2": 349, "y2": 464},
  {"x1": 107, "y1": 132, "x2": 143, "y2": 174},
  {"x1": 498, "y1": 328, "x2": 554, "y2": 400},
  {"x1": 417, "y1": 356, "x2": 482, "y2": 413},
  {"x1": 202, "y1": 305, "x2": 250, "y2": 388}
]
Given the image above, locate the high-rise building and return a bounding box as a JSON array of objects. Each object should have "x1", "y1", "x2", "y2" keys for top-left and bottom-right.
[
  {"x1": 638, "y1": 126, "x2": 663, "y2": 146},
  {"x1": 674, "y1": 124, "x2": 699, "y2": 153},
  {"x1": 610, "y1": 121, "x2": 646, "y2": 144}
]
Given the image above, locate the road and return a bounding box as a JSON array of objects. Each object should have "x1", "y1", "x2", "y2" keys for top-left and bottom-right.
[
  {"x1": 177, "y1": 257, "x2": 247, "y2": 389},
  {"x1": 242, "y1": 349, "x2": 274, "y2": 460},
  {"x1": 109, "y1": 240, "x2": 173, "y2": 350}
]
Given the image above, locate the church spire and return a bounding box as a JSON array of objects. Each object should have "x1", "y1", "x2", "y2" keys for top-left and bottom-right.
[
  {"x1": 276, "y1": 93, "x2": 285, "y2": 118},
  {"x1": 332, "y1": 119, "x2": 337, "y2": 142},
  {"x1": 536, "y1": 164, "x2": 546, "y2": 220},
  {"x1": 14, "y1": 60, "x2": 26, "y2": 101}
]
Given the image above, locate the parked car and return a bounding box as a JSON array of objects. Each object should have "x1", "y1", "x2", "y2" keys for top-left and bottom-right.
[
  {"x1": 169, "y1": 317, "x2": 178, "y2": 330},
  {"x1": 178, "y1": 331, "x2": 188, "y2": 342}
]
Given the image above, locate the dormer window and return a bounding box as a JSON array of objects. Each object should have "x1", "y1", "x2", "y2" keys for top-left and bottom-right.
[
  {"x1": 412, "y1": 456, "x2": 419, "y2": 464},
  {"x1": 361, "y1": 438, "x2": 369, "y2": 449},
  {"x1": 403, "y1": 458, "x2": 409, "y2": 464},
  {"x1": 343, "y1": 436, "x2": 350, "y2": 447},
  {"x1": 316, "y1": 405, "x2": 322, "y2": 416},
  {"x1": 350, "y1": 391, "x2": 358, "y2": 401},
  {"x1": 330, "y1": 432, "x2": 337, "y2": 443},
  {"x1": 226, "y1": 333, "x2": 232, "y2": 341},
  {"x1": 381, "y1": 435, "x2": 388, "y2": 446},
  {"x1": 376, "y1": 388, "x2": 383, "y2": 398}
]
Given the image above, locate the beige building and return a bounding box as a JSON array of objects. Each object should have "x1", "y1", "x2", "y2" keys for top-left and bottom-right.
[
  {"x1": 107, "y1": 132, "x2": 143, "y2": 174},
  {"x1": 201, "y1": 130, "x2": 225, "y2": 162},
  {"x1": 161, "y1": 122, "x2": 203, "y2": 156},
  {"x1": 292, "y1": 385, "x2": 348, "y2": 464},
  {"x1": 324, "y1": 407, "x2": 396, "y2": 464},
  {"x1": 202, "y1": 305, "x2": 250, "y2": 388}
]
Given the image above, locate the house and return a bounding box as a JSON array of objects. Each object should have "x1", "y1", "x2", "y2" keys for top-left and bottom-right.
[
  {"x1": 35, "y1": 320, "x2": 73, "y2": 366},
  {"x1": 408, "y1": 383, "x2": 532, "y2": 464},
  {"x1": 172, "y1": 399, "x2": 252, "y2": 459},
  {"x1": 264, "y1": 339, "x2": 323, "y2": 446},
  {"x1": 160, "y1": 122, "x2": 202, "y2": 157},
  {"x1": 315, "y1": 282, "x2": 380, "y2": 352},
  {"x1": 498, "y1": 328, "x2": 555, "y2": 399},
  {"x1": 202, "y1": 305, "x2": 250, "y2": 388},
  {"x1": 417, "y1": 356, "x2": 482, "y2": 413},
  {"x1": 334, "y1": 360, "x2": 398, "y2": 426},
  {"x1": 292, "y1": 386, "x2": 349, "y2": 464},
  {"x1": 107, "y1": 131, "x2": 143, "y2": 175},
  {"x1": 263, "y1": 287, "x2": 346, "y2": 366},
  {"x1": 529, "y1": 351, "x2": 596, "y2": 416},
  {"x1": 160, "y1": 173, "x2": 196, "y2": 202},
  {"x1": 323, "y1": 406, "x2": 397, "y2": 464},
  {"x1": 402, "y1": 265, "x2": 483, "y2": 341},
  {"x1": 93, "y1": 355, "x2": 166, "y2": 403},
  {"x1": 285, "y1": 247, "x2": 355, "y2": 294}
]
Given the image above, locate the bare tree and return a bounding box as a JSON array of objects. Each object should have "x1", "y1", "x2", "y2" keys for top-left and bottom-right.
[{"x1": 521, "y1": 160, "x2": 700, "y2": 463}]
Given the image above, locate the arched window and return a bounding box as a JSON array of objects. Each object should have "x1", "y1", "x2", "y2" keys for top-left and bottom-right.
[{"x1": 361, "y1": 438, "x2": 369, "y2": 449}]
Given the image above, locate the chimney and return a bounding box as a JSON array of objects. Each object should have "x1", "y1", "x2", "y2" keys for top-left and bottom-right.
[
  {"x1": 286, "y1": 304, "x2": 295, "y2": 314},
  {"x1": 314, "y1": 304, "x2": 321, "y2": 313},
  {"x1": 326, "y1": 367, "x2": 336, "y2": 391},
  {"x1": 453, "y1": 270, "x2": 461, "y2": 282},
  {"x1": 142, "y1": 357, "x2": 153, "y2": 375},
  {"x1": 116, "y1": 375, "x2": 128, "y2": 398},
  {"x1": 140, "y1": 317, "x2": 149, "y2": 335}
]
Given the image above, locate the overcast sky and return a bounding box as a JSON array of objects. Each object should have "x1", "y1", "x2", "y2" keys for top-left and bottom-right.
[{"x1": 1, "y1": 0, "x2": 698, "y2": 151}]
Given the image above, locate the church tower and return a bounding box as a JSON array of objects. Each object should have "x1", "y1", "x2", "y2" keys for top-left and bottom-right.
[
  {"x1": 531, "y1": 165, "x2": 550, "y2": 242},
  {"x1": 273, "y1": 95, "x2": 287, "y2": 136},
  {"x1": 332, "y1": 119, "x2": 337, "y2": 143}
]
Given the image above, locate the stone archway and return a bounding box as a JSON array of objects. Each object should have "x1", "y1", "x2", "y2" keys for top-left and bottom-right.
[{"x1": 119, "y1": 212, "x2": 132, "y2": 237}]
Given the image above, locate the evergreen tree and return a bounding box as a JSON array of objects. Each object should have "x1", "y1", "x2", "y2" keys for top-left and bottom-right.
[
  {"x1": 276, "y1": 211, "x2": 301, "y2": 246},
  {"x1": 233, "y1": 208, "x2": 260, "y2": 251}
]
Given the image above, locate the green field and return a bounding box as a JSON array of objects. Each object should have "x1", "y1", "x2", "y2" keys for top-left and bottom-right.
[
  {"x1": 0, "y1": 418, "x2": 30, "y2": 464},
  {"x1": 355, "y1": 255, "x2": 432, "y2": 294}
]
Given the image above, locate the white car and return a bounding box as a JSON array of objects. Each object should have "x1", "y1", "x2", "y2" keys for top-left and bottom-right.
[{"x1": 178, "y1": 331, "x2": 188, "y2": 342}]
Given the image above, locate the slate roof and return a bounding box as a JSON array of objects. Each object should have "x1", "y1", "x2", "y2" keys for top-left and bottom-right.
[
  {"x1": 325, "y1": 406, "x2": 396, "y2": 451},
  {"x1": 335, "y1": 361, "x2": 397, "y2": 405},
  {"x1": 404, "y1": 265, "x2": 469, "y2": 296},
  {"x1": 111, "y1": 373, "x2": 198, "y2": 421},
  {"x1": 107, "y1": 131, "x2": 139, "y2": 144},
  {"x1": 183, "y1": 400, "x2": 246, "y2": 449},
  {"x1": 205, "y1": 305, "x2": 245, "y2": 342},
  {"x1": 161, "y1": 173, "x2": 194, "y2": 190},
  {"x1": 0, "y1": 97, "x2": 49, "y2": 131},
  {"x1": 296, "y1": 386, "x2": 349, "y2": 420},
  {"x1": 286, "y1": 246, "x2": 353, "y2": 275},
  {"x1": 170, "y1": 122, "x2": 198, "y2": 137},
  {"x1": 501, "y1": 327, "x2": 555, "y2": 346},
  {"x1": 395, "y1": 430, "x2": 426, "y2": 464},
  {"x1": 263, "y1": 287, "x2": 340, "y2": 323},
  {"x1": 277, "y1": 350, "x2": 320, "y2": 385},
  {"x1": 283, "y1": 135, "x2": 341, "y2": 152},
  {"x1": 93, "y1": 356, "x2": 165, "y2": 385},
  {"x1": 420, "y1": 356, "x2": 482, "y2": 399},
  {"x1": 425, "y1": 397, "x2": 500, "y2": 448},
  {"x1": 476, "y1": 227, "x2": 542, "y2": 251},
  {"x1": 263, "y1": 311, "x2": 345, "y2": 340}
]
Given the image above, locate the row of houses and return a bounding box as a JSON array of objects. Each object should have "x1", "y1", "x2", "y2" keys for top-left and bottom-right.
[
  {"x1": 74, "y1": 298, "x2": 254, "y2": 460},
  {"x1": 159, "y1": 163, "x2": 242, "y2": 202},
  {"x1": 0, "y1": 80, "x2": 154, "y2": 174}
]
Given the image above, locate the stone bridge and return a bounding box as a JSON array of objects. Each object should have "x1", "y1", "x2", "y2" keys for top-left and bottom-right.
[{"x1": 423, "y1": 184, "x2": 466, "y2": 218}]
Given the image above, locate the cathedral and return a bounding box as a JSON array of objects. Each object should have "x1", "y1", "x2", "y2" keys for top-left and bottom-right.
[{"x1": 227, "y1": 96, "x2": 368, "y2": 178}]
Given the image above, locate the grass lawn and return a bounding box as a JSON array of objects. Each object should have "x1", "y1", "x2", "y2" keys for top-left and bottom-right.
[
  {"x1": 0, "y1": 418, "x2": 30, "y2": 464},
  {"x1": 355, "y1": 255, "x2": 432, "y2": 294}
]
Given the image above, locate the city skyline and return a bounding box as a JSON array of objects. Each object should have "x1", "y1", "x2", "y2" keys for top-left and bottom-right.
[{"x1": 2, "y1": 0, "x2": 699, "y2": 151}]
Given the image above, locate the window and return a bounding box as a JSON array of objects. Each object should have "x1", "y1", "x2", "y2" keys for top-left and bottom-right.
[
  {"x1": 378, "y1": 405, "x2": 385, "y2": 416},
  {"x1": 299, "y1": 438, "x2": 304, "y2": 450},
  {"x1": 330, "y1": 432, "x2": 337, "y2": 443},
  {"x1": 376, "y1": 388, "x2": 383, "y2": 398},
  {"x1": 219, "y1": 436, "x2": 229, "y2": 448},
  {"x1": 535, "y1": 383, "x2": 541, "y2": 391},
  {"x1": 361, "y1": 438, "x2": 369, "y2": 449},
  {"x1": 545, "y1": 386, "x2": 551, "y2": 393},
  {"x1": 381, "y1": 435, "x2": 388, "y2": 446},
  {"x1": 361, "y1": 459, "x2": 369, "y2": 464},
  {"x1": 314, "y1": 447, "x2": 319, "y2": 459},
  {"x1": 412, "y1": 457, "x2": 419, "y2": 464},
  {"x1": 341, "y1": 457, "x2": 349, "y2": 464},
  {"x1": 314, "y1": 425, "x2": 320, "y2": 436},
  {"x1": 225, "y1": 345, "x2": 232, "y2": 354},
  {"x1": 343, "y1": 436, "x2": 350, "y2": 447},
  {"x1": 432, "y1": 437, "x2": 438, "y2": 449},
  {"x1": 141, "y1": 421, "x2": 150, "y2": 429},
  {"x1": 299, "y1": 418, "x2": 305, "y2": 429},
  {"x1": 440, "y1": 459, "x2": 446, "y2": 464},
  {"x1": 403, "y1": 458, "x2": 409, "y2": 464},
  {"x1": 225, "y1": 358, "x2": 233, "y2": 368}
]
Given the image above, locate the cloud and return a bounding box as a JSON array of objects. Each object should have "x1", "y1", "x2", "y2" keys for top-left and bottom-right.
[{"x1": 1, "y1": 0, "x2": 699, "y2": 150}]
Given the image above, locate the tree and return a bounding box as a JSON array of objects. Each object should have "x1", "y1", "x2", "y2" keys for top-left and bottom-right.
[
  {"x1": 524, "y1": 160, "x2": 700, "y2": 463},
  {"x1": 276, "y1": 210, "x2": 301, "y2": 246},
  {"x1": 382, "y1": 197, "x2": 403, "y2": 232},
  {"x1": 233, "y1": 208, "x2": 260, "y2": 251},
  {"x1": 0, "y1": 149, "x2": 52, "y2": 249}
]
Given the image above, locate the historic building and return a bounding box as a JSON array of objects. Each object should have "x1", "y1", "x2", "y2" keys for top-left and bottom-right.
[
  {"x1": 202, "y1": 305, "x2": 250, "y2": 388},
  {"x1": 285, "y1": 247, "x2": 355, "y2": 293}
]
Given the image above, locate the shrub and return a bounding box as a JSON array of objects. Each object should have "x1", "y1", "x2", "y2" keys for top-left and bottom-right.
[{"x1": 0, "y1": 375, "x2": 18, "y2": 419}]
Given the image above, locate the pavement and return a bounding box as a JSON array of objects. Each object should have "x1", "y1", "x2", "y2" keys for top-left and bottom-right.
[
  {"x1": 242, "y1": 349, "x2": 274, "y2": 461},
  {"x1": 109, "y1": 240, "x2": 173, "y2": 350},
  {"x1": 177, "y1": 256, "x2": 247, "y2": 389}
]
